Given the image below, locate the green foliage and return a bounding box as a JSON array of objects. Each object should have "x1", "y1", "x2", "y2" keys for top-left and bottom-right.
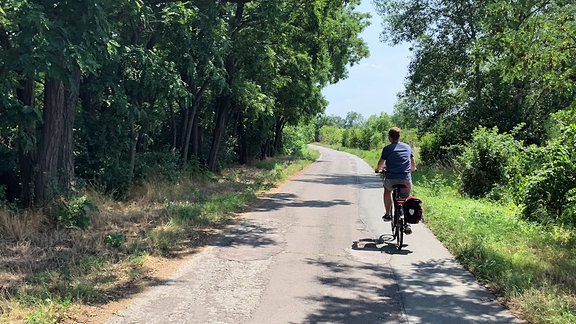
[
  {"x1": 418, "y1": 132, "x2": 441, "y2": 166},
  {"x1": 282, "y1": 124, "x2": 314, "y2": 157},
  {"x1": 318, "y1": 125, "x2": 344, "y2": 145},
  {"x1": 344, "y1": 111, "x2": 365, "y2": 128},
  {"x1": 456, "y1": 127, "x2": 521, "y2": 198},
  {"x1": 50, "y1": 196, "x2": 98, "y2": 229},
  {"x1": 0, "y1": 0, "x2": 369, "y2": 205},
  {"x1": 135, "y1": 150, "x2": 182, "y2": 182},
  {"x1": 399, "y1": 128, "x2": 419, "y2": 148},
  {"x1": 25, "y1": 294, "x2": 73, "y2": 324},
  {"x1": 341, "y1": 127, "x2": 363, "y2": 149},
  {"x1": 521, "y1": 111, "x2": 576, "y2": 226},
  {"x1": 411, "y1": 163, "x2": 576, "y2": 323},
  {"x1": 105, "y1": 232, "x2": 126, "y2": 248},
  {"x1": 374, "y1": 0, "x2": 575, "y2": 171},
  {"x1": 419, "y1": 173, "x2": 450, "y2": 197}
]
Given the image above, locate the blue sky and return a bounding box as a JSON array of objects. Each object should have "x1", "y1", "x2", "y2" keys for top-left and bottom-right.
[{"x1": 321, "y1": 0, "x2": 412, "y2": 118}]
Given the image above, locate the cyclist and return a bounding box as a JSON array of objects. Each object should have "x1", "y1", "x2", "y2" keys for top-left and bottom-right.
[{"x1": 374, "y1": 127, "x2": 416, "y2": 234}]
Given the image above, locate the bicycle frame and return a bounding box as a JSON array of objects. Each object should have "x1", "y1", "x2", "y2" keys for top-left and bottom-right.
[{"x1": 391, "y1": 184, "x2": 407, "y2": 250}]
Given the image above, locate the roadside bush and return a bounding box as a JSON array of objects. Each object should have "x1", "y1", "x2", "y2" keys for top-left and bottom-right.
[
  {"x1": 419, "y1": 132, "x2": 459, "y2": 167},
  {"x1": 318, "y1": 125, "x2": 343, "y2": 145},
  {"x1": 359, "y1": 128, "x2": 381, "y2": 150},
  {"x1": 342, "y1": 128, "x2": 362, "y2": 149},
  {"x1": 522, "y1": 111, "x2": 576, "y2": 226},
  {"x1": 49, "y1": 196, "x2": 98, "y2": 229},
  {"x1": 456, "y1": 126, "x2": 521, "y2": 198},
  {"x1": 283, "y1": 124, "x2": 313, "y2": 157},
  {"x1": 400, "y1": 128, "x2": 419, "y2": 148}
]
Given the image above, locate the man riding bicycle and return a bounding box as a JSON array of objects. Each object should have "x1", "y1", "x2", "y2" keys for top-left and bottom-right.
[{"x1": 374, "y1": 127, "x2": 416, "y2": 234}]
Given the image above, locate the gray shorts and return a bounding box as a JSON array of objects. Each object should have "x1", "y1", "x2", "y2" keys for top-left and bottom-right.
[{"x1": 384, "y1": 178, "x2": 411, "y2": 198}]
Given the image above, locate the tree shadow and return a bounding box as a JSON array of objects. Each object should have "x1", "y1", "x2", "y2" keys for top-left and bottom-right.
[
  {"x1": 300, "y1": 257, "x2": 406, "y2": 323},
  {"x1": 293, "y1": 174, "x2": 383, "y2": 190},
  {"x1": 298, "y1": 256, "x2": 519, "y2": 324},
  {"x1": 392, "y1": 258, "x2": 520, "y2": 323},
  {"x1": 252, "y1": 192, "x2": 352, "y2": 213}
]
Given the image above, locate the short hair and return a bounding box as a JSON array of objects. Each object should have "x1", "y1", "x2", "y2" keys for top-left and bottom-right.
[{"x1": 388, "y1": 127, "x2": 401, "y2": 141}]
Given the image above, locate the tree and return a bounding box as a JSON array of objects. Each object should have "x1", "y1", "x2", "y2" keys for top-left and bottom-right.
[
  {"x1": 0, "y1": 1, "x2": 112, "y2": 204},
  {"x1": 344, "y1": 111, "x2": 365, "y2": 128},
  {"x1": 0, "y1": 0, "x2": 372, "y2": 204}
]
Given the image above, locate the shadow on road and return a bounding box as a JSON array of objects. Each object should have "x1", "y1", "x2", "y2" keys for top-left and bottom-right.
[
  {"x1": 294, "y1": 173, "x2": 383, "y2": 190},
  {"x1": 352, "y1": 237, "x2": 414, "y2": 256},
  {"x1": 301, "y1": 257, "x2": 405, "y2": 323},
  {"x1": 252, "y1": 192, "x2": 352, "y2": 213},
  {"x1": 300, "y1": 256, "x2": 516, "y2": 324},
  {"x1": 215, "y1": 221, "x2": 279, "y2": 248}
]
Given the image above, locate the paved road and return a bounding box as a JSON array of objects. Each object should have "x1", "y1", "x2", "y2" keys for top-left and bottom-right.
[{"x1": 107, "y1": 145, "x2": 520, "y2": 323}]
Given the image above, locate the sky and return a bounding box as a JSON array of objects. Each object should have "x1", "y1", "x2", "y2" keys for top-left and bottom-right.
[{"x1": 321, "y1": 0, "x2": 412, "y2": 118}]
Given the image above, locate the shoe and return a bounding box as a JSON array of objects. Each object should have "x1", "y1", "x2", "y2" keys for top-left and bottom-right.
[
  {"x1": 382, "y1": 214, "x2": 392, "y2": 221},
  {"x1": 404, "y1": 224, "x2": 412, "y2": 235}
]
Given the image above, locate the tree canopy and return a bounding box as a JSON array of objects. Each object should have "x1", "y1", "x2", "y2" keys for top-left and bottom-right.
[{"x1": 0, "y1": 0, "x2": 370, "y2": 205}]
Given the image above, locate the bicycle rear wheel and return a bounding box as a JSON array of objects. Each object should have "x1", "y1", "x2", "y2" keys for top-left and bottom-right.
[{"x1": 396, "y1": 217, "x2": 403, "y2": 250}]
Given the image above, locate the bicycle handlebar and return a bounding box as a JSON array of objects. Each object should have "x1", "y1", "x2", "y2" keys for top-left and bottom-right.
[{"x1": 375, "y1": 168, "x2": 417, "y2": 173}]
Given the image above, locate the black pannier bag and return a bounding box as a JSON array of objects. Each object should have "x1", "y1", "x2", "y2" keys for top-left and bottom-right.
[{"x1": 403, "y1": 196, "x2": 423, "y2": 224}]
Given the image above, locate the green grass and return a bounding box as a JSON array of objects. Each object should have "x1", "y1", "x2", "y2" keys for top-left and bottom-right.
[{"x1": 329, "y1": 144, "x2": 576, "y2": 324}]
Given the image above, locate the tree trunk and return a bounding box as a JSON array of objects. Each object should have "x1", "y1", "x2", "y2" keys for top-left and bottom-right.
[
  {"x1": 237, "y1": 110, "x2": 248, "y2": 165},
  {"x1": 179, "y1": 101, "x2": 189, "y2": 152},
  {"x1": 207, "y1": 95, "x2": 231, "y2": 171},
  {"x1": 192, "y1": 113, "x2": 201, "y2": 159},
  {"x1": 128, "y1": 117, "x2": 139, "y2": 181},
  {"x1": 16, "y1": 76, "x2": 36, "y2": 207},
  {"x1": 60, "y1": 68, "x2": 80, "y2": 190},
  {"x1": 207, "y1": 1, "x2": 245, "y2": 171},
  {"x1": 35, "y1": 69, "x2": 80, "y2": 204},
  {"x1": 273, "y1": 118, "x2": 285, "y2": 155},
  {"x1": 181, "y1": 80, "x2": 208, "y2": 165}
]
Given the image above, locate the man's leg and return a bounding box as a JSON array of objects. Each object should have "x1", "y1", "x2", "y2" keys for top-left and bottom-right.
[{"x1": 383, "y1": 188, "x2": 393, "y2": 220}]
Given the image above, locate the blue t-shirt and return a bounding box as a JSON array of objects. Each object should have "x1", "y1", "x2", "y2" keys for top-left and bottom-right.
[{"x1": 380, "y1": 141, "x2": 413, "y2": 180}]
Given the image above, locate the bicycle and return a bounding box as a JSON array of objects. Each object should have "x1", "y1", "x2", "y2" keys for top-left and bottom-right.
[
  {"x1": 375, "y1": 169, "x2": 409, "y2": 250},
  {"x1": 390, "y1": 184, "x2": 408, "y2": 250}
]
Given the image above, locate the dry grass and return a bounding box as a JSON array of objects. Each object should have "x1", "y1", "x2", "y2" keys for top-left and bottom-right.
[{"x1": 0, "y1": 157, "x2": 314, "y2": 322}]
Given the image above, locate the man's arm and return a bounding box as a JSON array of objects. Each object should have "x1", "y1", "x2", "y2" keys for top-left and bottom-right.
[
  {"x1": 375, "y1": 158, "x2": 385, "y2": 172},
  {"x1": 410, "y1": 156, "x2": 416, "y2": 172}
]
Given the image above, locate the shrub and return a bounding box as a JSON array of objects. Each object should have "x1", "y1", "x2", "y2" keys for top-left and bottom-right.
[
  {"x1": 318, "y1": 125, "x2": 343, "y2": 145},
  {"x1": 419, "y1": 132, "x2": 456, "y2": 167},
  {"x1": 283, "y1": 124, "x2": 313, "y2": 157},
  {"x1": 342, "y1": 128, "x2": 362, "y2": 149},
  {"x1": 456, "y1": 126, "x2": 521, "y2": 198},
  {"x1": 521, "y1": 111, "x2": 576, "y2": 226},
  {"x1": 50, "y1": 196, "x2": 98, "y2": 229},
  {"x1": 359, "y1": 128, "x2": 382, "y2": 150}
]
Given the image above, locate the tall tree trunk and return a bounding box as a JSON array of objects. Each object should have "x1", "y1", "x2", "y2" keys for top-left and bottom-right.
[
  {"x1": 16, "y1": 76, "x2": 36, "y2": 207},
  {"x1": 208, "y1": 95, "x2": 231, "y2": 171},
  {"x1": 35, "y1": 77, "x2": 66, "y2": 204},
  {"x1": 171, "y1": 103, "x2": 179, "y2": 150},
  {"x1": 60, "y1": 68, "x2": 80, "y2": 190},
  {"x1": 35, "y1": 69, "x2": 80, "y2": 204},
  {"x1": 192, "y1": 113, "x2": 201, "y2": 159},
  {"x1": 237, "y1": 110, "x2": 248, "y2": 165},
  {"x1": 128, "y1": 117, "x2": 139, "y2": 181},
  {"x1": 181, "y1": 79, "x2": 208, "y2": 165},
  {"x1": 273, "y1": 118, "x2": 285, "y2": 155},
  {"x1": 179, "y1": 101, "x2": 189, "y2": 151},
  {"x1": 207, "y1": 1, "x2": 245, "y2": 171}
]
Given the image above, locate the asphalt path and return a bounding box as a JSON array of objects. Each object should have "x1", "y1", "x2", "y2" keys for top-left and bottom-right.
[{"x1": 107, "y1": 145, "x2": 521, "y2": 323}]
